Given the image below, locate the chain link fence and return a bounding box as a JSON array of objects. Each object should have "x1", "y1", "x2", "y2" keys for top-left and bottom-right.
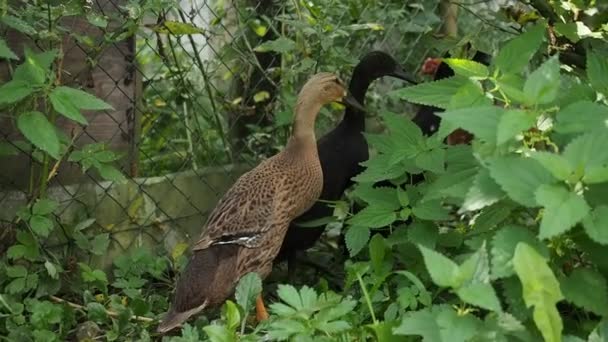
[{"x1": 0, "y1": 0, "x2": 512, "y2": 267}]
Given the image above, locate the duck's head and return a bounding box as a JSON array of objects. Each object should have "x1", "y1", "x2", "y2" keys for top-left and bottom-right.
[
  {"x1": 356, "y1": 51, "x2": 417, "y2": 84},
  {"x1": 299, "y1": 72, "x2": 366, "y2": 112}
]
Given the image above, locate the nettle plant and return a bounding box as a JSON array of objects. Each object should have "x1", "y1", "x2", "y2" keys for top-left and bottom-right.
[{"x1": 333, "y1": 20, "x2": 608, "y2": 341}]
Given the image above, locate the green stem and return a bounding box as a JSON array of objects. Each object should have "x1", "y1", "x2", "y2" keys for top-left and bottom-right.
[{"x1": 356, "y1": 272, "x2": 377, "y2": 325}]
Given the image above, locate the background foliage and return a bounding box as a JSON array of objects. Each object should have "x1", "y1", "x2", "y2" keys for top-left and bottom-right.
[{"x1": 1, "y1": 0, "x2": 608, "y2": 341}]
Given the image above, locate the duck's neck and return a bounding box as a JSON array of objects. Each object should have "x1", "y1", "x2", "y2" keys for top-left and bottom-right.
[
  {"x1": 341, "y1": 73, "x2": 372, "y2": 129},
  {"x1": 287, "y1": 98, "x2": 322, "y2": 150}
]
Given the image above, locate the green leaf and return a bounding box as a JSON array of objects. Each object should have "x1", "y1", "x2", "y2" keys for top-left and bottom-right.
[
  {"x1": 491, "y1": 225, "x2": 549, "y2": 279},
  {"x1": 530, "y1": 151, "x2": 573, "y2": 181},
  {"x1": 369, "y1": 234, "x2": 386, "y2": 273},
  {"x1": 17, "y1": 111, "x2": 61, "y2": 159},
  {"x1": 418, "y1": 245, "x2": 459, "y2": 287},
  {"x1": 87, "y1": 302, "x2": 108, "y2": 322},
  {"x1": 49, "y1": 89, "x2": 88, "y2": 125},
  {"x1": 412, "y1": 200, "x2": 450, "y2": 220},
  {"x1": 0, "y1": 80, "x2": 35, "y2": 104},
  {"x1": 235, "y1": 272, "x2": 262, "y2": 313},
  {"x1": 583, "y1": 205, "x2": 608, "y2": 245},
  {"x1": 96, "y1": 164, "x2": 126, "y2": 182},
  {"x1": 0, "y1": 38, "x2": 17, "y2": 60},
  {"x1": 223, "y1": 300, "x2": 241, "y2": 331},
  {"x1": 535, "y1": 184, "x2": 590, "y2": 239},
  {"x1": 437, "y1": 106, "x2": 503, "y2": 143},
  {"x1": 344, "y1": 225, "x2": 370, "y2": 257},
  {"x1": 495, "y1": 21, "x2": 546, "y2": 74},
  {"x1": 394, "y1": 305, "x2": 481, "y2": 342},
  {"x1": 351, "y1": 185, "x2": 400, "y2": 210},
  {"x1": 513, "y1": 242, "x2": 563, "y2": 342},
  {"x1": 563, "y1": 131, "x2": 608, "y2": 184},
  {"x1": 52, "y1": 86, "x2": 113, "y2": 111},
  {"x1": 589, "y1": 319, "x2": 608, "y2": 342},
  {"x1": 555, "y1": 101, "x2": 608, "y2": 134},
  {"x1": 407, "y1": 221, "x2": 438, "y2": 249},
  {"x1": 29, "y1": 215, "x2": 54, "y2": 237},
  {"x1": 456, "y1": 283, "x2": 502, "y2": 312},
  {"x1": 347, "y1": 205, "x2": 396, "y2": 228},
  {"x1": 153, "y1": 21, "x2": 205, "y2": 35},
  {"x1": 588, "y1": 50, "x2": 608, "y2": 94},
  {"x1": 1, "y1": 15, "x2": 36, "y2": 35},
  {"x1": 448, "y1": 79, "x2": 492, "y2": 110},
  {"x1": 33, "y1": 199, "x2": 58, "y2": 216},
  {"x1": 487, "y1": 156, "x2": 555, "y2": 207},
  {"x1": 253, "y1": 91, "x2": 270, "y2": 103},
  {"x1": 277, "y1": 284, "x2": 303, "y2": 310},
  {"x1": 523, "y1": 55, "x2": 561, "y2": 105},
  {"x1": 415, "y1": 148, "x2": 445, "y2": 174},
  {"x1": 254, "y1": 37, "x2": 295, "y2": 53},
  {"x1": 382, "y1": 111, "x2": 424, "y2": 148},
  {"x1": 86, "y1": 13, "x2": 108, "y2": 28},
  {"x1": 7, "y1": 265, "x2": 27, "y2": 278},
  {"x1": 91, "y1": 233, "x2": 110, "y2": 255},
  {"x1": 496, "y1": 73, "x2": 527, "y2": 103},
  {"x1": 389, "y1": 76, "x2": 468, "y2": 110},
  {"x1": 44, "y1": 261, "x2": 58, "y2": 280},
  {"x1": 443, "y1": 58, "x2": 489, "y2": 78},
  {"x1": 560, "y1": 268, "x2": 608, "y2": 316},
  {"x1": 6, "y1": 278, "x2": 26, "y2": 294},
  {"x1": 354, "y1": 154, "x2": 407, "y2": 183},
  {"x1": 462, "y1": 168, "x2": 504, "y2": 212},
  {"x1": 13, "y1": 48, "x2": 56, "y2": 85},
  {"x1": 497, "y1": 110, "x2": 536, "y2": 145}
]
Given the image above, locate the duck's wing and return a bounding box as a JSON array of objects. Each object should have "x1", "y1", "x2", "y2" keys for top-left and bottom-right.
[{"x1": 192, "y1": 172, "x2": 282, "y2": 251}]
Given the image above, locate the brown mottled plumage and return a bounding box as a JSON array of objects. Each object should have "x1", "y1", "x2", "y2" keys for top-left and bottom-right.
[{"x1": 157, "y1": 73, "x2": 365, "y2": 333}]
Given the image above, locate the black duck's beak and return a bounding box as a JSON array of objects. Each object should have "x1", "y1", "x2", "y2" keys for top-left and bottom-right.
[
  {"x1": 340, "y1": 93, "x2": 366, "y2": 112},
  {"x1": 390, "y1": 67, "x2": 418, "y2": 84}
]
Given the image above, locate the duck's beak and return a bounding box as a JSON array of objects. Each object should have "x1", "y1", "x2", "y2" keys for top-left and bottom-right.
[
  {"x1": 389, "y1": 66, "x2": 417, "y2": 84},
  {"x1": 339, "y1": 93, "x2": 366, "y2": 112}
]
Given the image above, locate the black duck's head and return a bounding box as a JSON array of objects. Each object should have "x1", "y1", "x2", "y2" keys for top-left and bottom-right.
[{"x1": 356, "y1": 51, "x2": 417, "y2": 84}]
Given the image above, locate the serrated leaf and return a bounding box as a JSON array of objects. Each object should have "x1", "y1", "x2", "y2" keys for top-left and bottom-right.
[
  {"x1": 33, "y1": 199, "x2": 58, "y2": 216},
  {"x1": 560, "y1": 268, "x2": 608, "y2": 316},
  {"x1": 235, "y1": 272, "x2": 262, "y2": 313},
  {"x1": 1, "y1": 15, "x2": 36, "y2": 35},
  {"x1": 7, "y1": 265, "x2": 27, "y2": 278},
  {"x1": 277, "y1": 284, "x2": 302, "y2": 310},
  {"x1": 530, "y1": 151, "x2": 573, "y2": 181},
  {"x1": 96, "y1": 164, "x2": 126, "y2": 182},
  {"x1": 17, "y1": 111, "x2": 61, "y2": 159},
  {"x1": 407, "y1": 221, "x2": 438, "y2": 249},
  {"x1": 351, "y1": 185, "x2": 400, "y2": 210},
  {"x1": 44, "y1": 261, "x2": 58, "y2": 279},
  {"x1": 456, "y1": 282, "x2": 502, "y2": 312},
  {"x1": 583, "y1": 205, "x2": 608, "y2": 245},
  {"x1": 513, "y1": 242, "x2": 563, "y2": 342},
  {"x1": 448, "y1": 80, "x2": 492, "y2": 110},
  {"x1": 524, "y1": 55, "x2": 561, "y2": 105},
  {"x1": 443, "y1": 58, "x2": 489, "y2": 78},
  {"x1": 418, "y1": 245, "x2": 459, "y2": 287},
  {"x1": 535, "y1": 184, "x2": 590, "y2": 239},
  {"x1": 49, "y1": 89, "x2": 88, "y2": 125},
  {"x1": 345, "y1": 225, "x2": 370, "y2": 257},
  {"x1": 153, "y1": 21, "x2": 205, "y2": 35},
  {"x1": 555, "y1": 101, "x2": 608, "y2": 134},
  {"x1": 415, "y1": 148, "x2": 445, "y2": 173},
  {"x1": 495, "y1": 21, "x2": 546, "y2": 74},
  {"x1": 0, "y1": 38, "x2": 17, "y2": 59},
  {"x1": 254, "y1": 37, "x2": 295, "y2": 53},
  {"x1": 381, "y1": 111, "x2": 424, "y2": 153},
  {"x1": 462, "y1": 168, "x2": 504, "y2": 212},
  {"x1": 347, "y1": 205, "x2": 396, "y2": 228},
  {"x1": 354, "y1": 154, "x2": 406, "y2": 183},
  {"x1": 52, "y1": 86, "x2": 113, "y2": 111},
  {"x1": 29, "y1": 215, "x2": 54, "y2": 237},
  {"x1": 91, "y1": 233, "x2": 110, "y2": 255},
  {"x1": 491, "y1": 225, "x2": 549, "y2": 279},
  {"x1": 496, "y1": 73, "x2": 527, "y2": 103},
  {"x1": 497, "y1": 110, "x2": 536, "y2": 145},
  {"x1": 389, "y1": 76, "x2": 468, "y2": 109},
  {"x1": 0, "y1": 80, "x2": 34, "y2": 104},
  {"x1": 394, "y1": 305, "x2": 481, "y2": 341},
  {"x1": 487, "y1": 156, "x2": 555, "y2": 207},
  {"x1": 412, "y1": 200, "x2": 450, "y2": 220},
  {"x1": 588, "y1": 50, "x2": 608, "y2": 94},
  {"x1": 13, "y1": 48, "x2": 56, "y2": 85},
  {"x1": 563, "y1": 131, "x2": 608, "y2": 184},
  {"x1": 438, "y1": 106, "x2": 503, "y2": 143}
]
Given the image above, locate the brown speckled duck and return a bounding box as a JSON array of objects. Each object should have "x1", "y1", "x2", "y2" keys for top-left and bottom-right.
[{"x1": 157, "y1": 73, "x2": 365, "y2": 333}]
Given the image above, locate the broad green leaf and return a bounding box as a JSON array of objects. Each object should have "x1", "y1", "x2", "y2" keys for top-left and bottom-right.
[
  {"x1": 456, "y1": 283, "x2": 502, "y2": 312},
  {"x1": 415, "y1": 148, "x2": 445, "y2": 174},
  {"x1": 560, "y1": 268, "x2": 608, "y2": 316},
  {"x1": 33, "y1": 198, "x2": 58, "y2": 215},
  {"x1": 96, "y1": 164, "x2": 126, "y2": 182},
  {"x1": 443, "y1": 58, "x2": 489, "y2": 78},
  {"x1": 496, "y1": 73, "x2": 527, "y2": 103},
  {"x1": 437, "y1": 106, "x2": 503, "y2": 143},
  {"x1": 49, "y1": 89, "x2": 88, "y2": 125},
  {"x1": 52, "y1": 86, "x2": 113, "y2": 111},
  {"x1": 530, "y1": 151, "x2": 573, "y2": 181},
  {"x1": 513, "y1": 243, "x2": 563, "y2": 342},
  {"x1": 589, "y1": 319, "x2": 608, "y2": 342},
  {"x1": 524, "y1": 55, "x2": 561, "y2": 105},
  {"x1": 153, "y1": 21, "x2": 205, "y2": 35},
  {"x1": 369, "y1": 234, "x2": 386, "y2": 273},
  {"x1": 0, "y1": 38, "x2": 17, "y2": 59},
  {"x1": 495, "y1": 21, "x2": 546, "y2": 74},
  {"x1": 407, "y1": 221, "x2": 438, "y2": 249},
  {"x1": 563, "y1": 131, "x2": 608, "y2": 184},
  {"x1": 203, "y1": 324, "x2": 235, "y2": 342},
  {"x1": 345, "y1": 225, "x2": 370, "y2": 257},
  {"x1": 347, "y1": 205, "x2": 396, "y2": 228},
  {"x1": 462, "y1": 168, "x2": 504, "y2": 212},
  {"x1": 17, "y1": 111, "x2": 61, "y2": 159},
  {"x1": 351, "y1": 184, "x2": 400, "y2": 210},
  {"x1": 389, "y1": 76, "x2": 468, "y2": 109},
  {"x1": 473, "y1": 202, "x2": 514, "y2": 232},
  {"x1": 583, "y1": 205, "x2": 608, "y2": 245},
  {"x1": 91, "y1": 233, "x2": 110, "y2": 255},
  {"x1": 276, "y1": 284, "x2": 302, "y2": 310},
  {"x1": 412, "y1": 200, "x2": 450, "y2": 220},
  {"x1": 491, "y1": 225, "x2": 549, "y2": 279},
  {"x1": 555, "y1": 101, "x2": 608, "y2": 134},
  {"x1": 13, "y1": 48, "x2": 56, "y2": 85},
  {"x1": 7, "y1": 265, "x2": 27, "y2": 278},
  {"x1": 394, "y1": 305, "x2": 481, "y2": 342},
  {"x1": 223, "y1": 301, "x2": 240, "y2": 331},
  {"x1": 0, "y1": 80, "x2": 35, "y2": 104},
  {"x1": 354, "y1": 154, "x2": 406, "y2": 183},
  {"x1": 497, "y1": 110, "x2": 536, "y2": 145},
  {"x1": 418, "y1": 245, "x2": 459, "y2": 287},
  {"x1": 44, "y1": 261, "x2": 58, "y2": 280},
  {"x1": 1, "y1": 15, "x2": 36, "y2": 35},
  {"x1": 487, "y1": 156, "x2": 555, "y2": 207},
  {"x1": 535, "y1": 184, "x2": 590, "y2": 239},
  {"x1": 588, "y1": 50, "x2": 608, "y2": 94},
  {"x1": 381, "y1": 111, "x2": 424, "y2": 148},
  {"x1": 447, "y1": 79, "x2": 492, "y2": 110},
  {"x1": 254, "y1": 37, "x2": 295, "y2": 53},
  {"x1": 235, "y1": 272, "x2": 262, "y2": 314},
  {"x1": 30, "y1": 215, "x2": 54, "y2": 237}
]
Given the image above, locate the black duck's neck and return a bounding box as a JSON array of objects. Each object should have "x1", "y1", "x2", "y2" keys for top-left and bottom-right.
[{"x1": 341, "y1": 71, "x2": 373, "y2": 129}]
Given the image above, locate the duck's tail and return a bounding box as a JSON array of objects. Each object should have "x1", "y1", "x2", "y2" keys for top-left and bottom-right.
[{"x1": 157, "y1": 244, "x2": 239, "y2": 333}]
